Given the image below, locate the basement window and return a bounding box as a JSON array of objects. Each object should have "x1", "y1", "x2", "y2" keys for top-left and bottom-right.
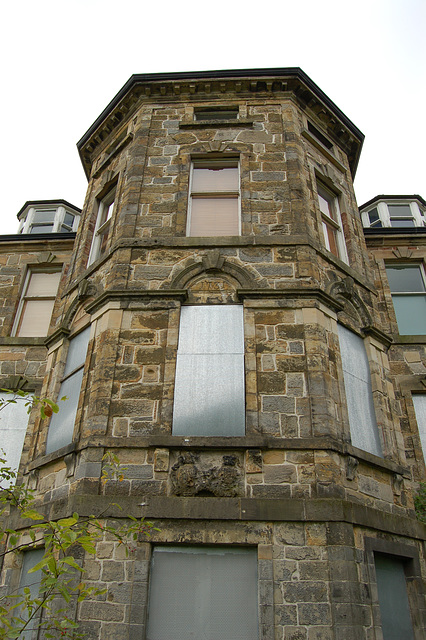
[{"x1": 147, "y1": 546, "x2": 258, "y2": 640}]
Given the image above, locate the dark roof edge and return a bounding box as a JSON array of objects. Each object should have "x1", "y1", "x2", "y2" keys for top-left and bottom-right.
[
  {"x1": 363, "y1": 227, "x2": 426, "y2": 236},
  {"x1": 359, "y1": 194, "x2": 426, "y2": 210},
  {"x1": 77, "y1": 67, "x2": 364, "y2": 150},
  {"x1": 16, "y1": 200, "x2": 82, "y2": 219},
  {"x1": 0, "y1": 232, "x2": 77, "y2": 243}
]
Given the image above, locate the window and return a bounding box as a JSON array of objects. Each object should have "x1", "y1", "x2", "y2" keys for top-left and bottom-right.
[
  {"x1": 0, "y1": 391, "x2": 30, "y2": 486},
  {"x1": 187, "y1": 160, "x2": 240, "y2": 237},
  {"x1": 88, "y1": 187, "x2": 116, "y2": 265},
  {"x1": 18, "y1": 548, "x2": 44, "y2": 640},
  {"x1": 17, "y1": 203, "x2": 79, "y2": 235},
  {"x1": 361, "y1": 199, "x2": 425, "y2": 229},
  {"x1": 172, "y1": 305, "x2": 245, "y2": 436},
  {"x1": 12, "y1": 270, "x2": 61, "y2": 337},
  {"x1": 317, "y1": 182, "x2": 347, "y2": 262},
  {"x1": 195, "y1": 108, "x2": 239, "y2": 121},
  {"x1": 338, "y1": 324, "x2": 382, "y2": 457},
  {"x1": 307, "y1": 121, "x2": 333, "y2": 149},
  {"x1": 374, "y1": 554, "x2": 414, "y2": 640},
  {"x1": 147, "y1": 546, "x2": 258, "y2": 640},
  {"x1": 412, "y1": 395, "x2": 426, "y2": 457},
  {"x1": 45, "y1": 326, "x2": 91, "y2": 454},
  {"x1": 385, "y1": 265, "x2": 426, "y2": 335}
]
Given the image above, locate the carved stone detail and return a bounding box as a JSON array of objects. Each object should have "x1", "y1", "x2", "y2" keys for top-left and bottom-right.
[
  {"x1": 346, "y1": 455, "x2": 359, "y2": 481},
  {"x1": 170, "y1": 451, "x2": 244, "y2": 497}
]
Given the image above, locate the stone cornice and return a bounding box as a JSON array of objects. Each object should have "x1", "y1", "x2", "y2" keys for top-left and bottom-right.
[{"x1": 77, "y1": 68, "x2": 364, "y2": 179}]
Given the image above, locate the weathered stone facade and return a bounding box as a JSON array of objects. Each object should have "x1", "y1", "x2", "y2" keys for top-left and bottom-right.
[{"x1": 1, "y1": 69, "x2": 425, "y2": 639}]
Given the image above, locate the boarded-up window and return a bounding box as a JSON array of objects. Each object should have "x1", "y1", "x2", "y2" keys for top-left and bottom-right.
[
  {"x1": 19, "y1": 548, "x2": 44, "y2": 640},
  {"x1": 0, "y1": 391, "x2": 30, "y2": 486},
  {"x1": 13, "y1": 271, "x2": 61, "y2": 337},
  {"x1": 147, "y1": 546, "x2": 258, "y2": 640},
  {"x1": 188, "y1": 161, "x2": 240, "y2": 236},
  {"x1": 374, "y1": 554, "x2": 414, "y2": 640},
  {"x1": 172, "y1": 305, "x2": 245, "y2": 436},
  {"x1": 338, "y1": 324, "x2": 382, "y2": 457},
  {"x1": 413, "y1": 395, "x2": 426, "y2": 458},
  {"x1": 46, "y1": 326, "x2": 91, "y2": 454}
]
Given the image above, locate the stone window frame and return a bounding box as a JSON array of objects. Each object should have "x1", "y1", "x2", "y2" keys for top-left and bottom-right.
[
  {"x1": 127, "y1": 541, "x2": 274, "y2": 640},
  {"x1": 364, "y1": 537, "x2": 425, "y2": 640}
]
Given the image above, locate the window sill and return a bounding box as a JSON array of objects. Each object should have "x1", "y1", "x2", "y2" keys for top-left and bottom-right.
[
  {"x1": 0, "y1": 336, "x2": 47, "y2": 346},
  {"x1": 391, "y1": 334, "x2": 426, "y2": 344}
]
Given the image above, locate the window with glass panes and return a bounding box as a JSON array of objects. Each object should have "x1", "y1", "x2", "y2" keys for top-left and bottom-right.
[
  {"x1": 385, "y1": 265, "x2": 426, "y2": 335},
  {"x1": 13, "y1": 270, "x2": 61, "y2": 337},
  {"x1": 88, "y1": 187, "x2": 116, "y2": 265},
  {"x1": 188, "y1": 160, "x2": 240, "y2": 236},
  {"x1": 317, "y1": 182, "x2": 347, "y2": 262}
]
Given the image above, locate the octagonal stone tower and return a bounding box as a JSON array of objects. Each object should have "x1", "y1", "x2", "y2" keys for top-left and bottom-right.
[{"x1": 2, "y1": 69, "x2": 425, "y2": 640}]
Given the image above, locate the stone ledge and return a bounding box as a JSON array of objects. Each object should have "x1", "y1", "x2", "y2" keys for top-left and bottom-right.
[
  {"x1": 0, "y1": 337, "x2": 47, "y2": 346},
  {"x1": 10, "y1": 494, "x2": 425, "y2": 541}
]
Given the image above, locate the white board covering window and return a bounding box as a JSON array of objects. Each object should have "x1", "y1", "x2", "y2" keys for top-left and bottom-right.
[
  {"x1": 188, "y1": 160, "x2": 240, "y2": 237},
  {"x1": 0, "y1": 391, "x2": 30, "y2": 486},
  {"x1": 19, "y1": 548, "x2": 44, "y2": 640},
  {"x1": 172, "y1": 305, "x2": 245, "y2": 436},
  {"x1": 338, "y1": 324, "x2": 382, "y2": 457},
  {"x1": 147, "y1": 546, "x2": 258, "y2": 640},
  {"x1": 374, "y1": 554, "x2": 414, "y2": 640},
  {"x1": 413, "y1": 395, "x2": 426, "y2": 458},
  {"x1": 13, "y1": 271, "x2": 61, "y2": 337},
  {"x1": 45, "y1": 326, "x2": 91, "y2": 454}
]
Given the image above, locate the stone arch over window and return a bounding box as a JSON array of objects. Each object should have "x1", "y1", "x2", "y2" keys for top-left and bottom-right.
[
  {"x1": 164, "y1": 249, "x2": 264, "y2": 296},
  {"x1": 327, "y1": 276, "x2": 373, "y2": 330}
]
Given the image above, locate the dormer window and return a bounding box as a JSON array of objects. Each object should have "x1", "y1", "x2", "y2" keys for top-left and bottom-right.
[
  {"x1": 361, "y1": 197, "x2": 426, "y2": 229},
  {"x1": 17, "y1": 200, "x2": 81, "y2": 235}
]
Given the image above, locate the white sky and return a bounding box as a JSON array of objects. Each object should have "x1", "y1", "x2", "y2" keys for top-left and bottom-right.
[{"x1": 1, "y1": 0, "x2": 424, "y2": 234}]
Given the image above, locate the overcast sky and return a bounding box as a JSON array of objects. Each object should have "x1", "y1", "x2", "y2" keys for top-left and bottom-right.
[{"x1": 1, "y1": 0, "x2": 424, "y2": 234}]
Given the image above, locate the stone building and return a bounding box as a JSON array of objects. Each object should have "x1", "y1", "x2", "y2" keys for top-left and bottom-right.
[{"x1": 0, "y1": 69, "x2": 425, "y2": 639}]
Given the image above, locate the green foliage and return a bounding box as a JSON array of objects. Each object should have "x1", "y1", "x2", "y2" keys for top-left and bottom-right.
[
  {"x1": 0, "y1": 391, "x2": 158, "y2": 639},
  {"x1": 414, "y1": 482, "x2": 426, "y2": 524}
]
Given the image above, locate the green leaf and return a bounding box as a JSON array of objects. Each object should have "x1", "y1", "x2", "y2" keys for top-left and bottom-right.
[{"x1": 23, "y1": 509, "x2": 44, "y2": 521}]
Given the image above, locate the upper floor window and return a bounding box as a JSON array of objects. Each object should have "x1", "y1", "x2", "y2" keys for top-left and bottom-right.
[
  {"x1": 338, "y1": 324, "x2": 382, "y2": 457},
  {"x1": 385, "y1": 264, "x2": 426, "y2": 335},
  {"x1": 88, "y1": 187, "x2": 116, "y2": 265},
  {"x1": 172, "y1": 305, "x2": 245, "y2": 436},
  {"x1": 194, "y1": 108, "x2": 239, "y2": 121},
  {"x1": 17, "y1": 201, "x2": 81, "y2": 234},
  {"x1": 317, "y1": 181, "x2": 348, "y2": 262},
  {"x1": 12, "y1": 270, "x2": 61, "y2": 337},
  {"x1": 187, "y1": 160, "x2": 240, "y2": 237},
  {"x1": 361, "y1": 198, "x2": 426, "y2": 229}
]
